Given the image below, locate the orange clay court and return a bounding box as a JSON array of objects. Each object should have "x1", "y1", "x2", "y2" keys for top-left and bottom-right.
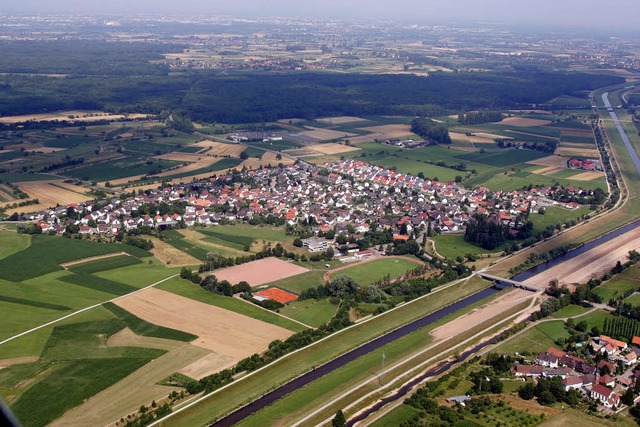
[{"x1": 254, "y1": 287, "x2": 299, "y2": 304}]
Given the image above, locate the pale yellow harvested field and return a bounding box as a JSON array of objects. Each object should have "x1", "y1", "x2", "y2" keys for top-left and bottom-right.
[
  {"x1": 528, "y1": 155, "x2": 569, "y2": 168},
  {"x1": 536, "y1": 167, "x2": 564, "y2": 175},
  {"x1": 107, "y1": 174, "x2": 147, "y2": 186},
  {"x1": 316, "y1": 116, "x2": 368, "y2": 125},
  {"x1": 306, "y1": 143, "x2": 361, "y2": 155},
  {"x1": 238, "y1": 158, "x2": 265, "y2": 170},
  {"x1": 0, "y1": 111, "x2": 150, "y2": 124},
  {"x1": 1, "y1": 181, "x2": 92, "y2": 211},
  {"x1": 178, "y1": 352, "x2": 237, "y2": 380},
  {"x1": 121, "y1": 182, "x2": 162, "y2": 192},
  {"x1": 469, "y1": 135, "x2": 499, "y2": 144},
  {"x1": 499, "y1": 117, "x2": 552, "y2": 127},
  {"x1": 154, "y1": 152, "x2": 204, "y2": 162},
  {"x1": 299, "y1": 127, "x2": 357, "y2": 141},
  {"x1": 148, "y1": 237, "x2": 200, "y2": 267},
  {"x1": 430, "y1": 289, "x2": 532, "y2": 340},
  {"x1": 523, "y1": 227, "x2": 640, "y2": 288},
  {"x1": 115, "y1": 288, "x2": 294, "y2": 357},
  {"x1": 357, "y1": 124, "x2": 412, "y2": 139},
  {"x1": 449, "y1": 132, "x2": 469, "y2": 143},
  {"x1": 212, "y1": 258, "x2": 310, "y2": 286},
  {"x1": 556, "y1": 147, "x2": 600, "y2": 157},
  {"x1": 570, "y1": 171, "x2": 604, "y2": 181},
  {"x1": 193, "y1": 140, "x2": 247, "y2": 157},
  {"x1": 261, "y1": 151, "x2": 295, "y2": 164},
  {"x1": 52, "y1": 328, "x2": 209, "y2": 427}
]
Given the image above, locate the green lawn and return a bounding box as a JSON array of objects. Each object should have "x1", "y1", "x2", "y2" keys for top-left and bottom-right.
[
  {"x1": 365, "y1": 155, "x2": 461, "y2": 182},
  {"x1": 369, "y1": 404, "x2": 420, "y2": 427},
  {"x1": 0, "y1": 232, "x2": 30, "y2": 260},
  {"x1": 431, "y1": 234, "x2": 503, "y2": 259},
  {"x1": 203, "y1": 224, "x2": 290, "y2": 243},
  {"x1": 625, "y1": 293, "x2": 640, "y2": 307},
  {"x1": 529, "y1": 206, "x2": 590, "y2": 234},
  {"x1": 593, "y1": 266, "x2": 640, "y2": 301},
  {"x1": 550, "y1": 305, "x2": 590, "y2": 319},
  {"x1": 335, "y1": 257, "x2": 420, "y2": 286},
  {"x1": 157, "y1": 277, "x2": 306, "y2": 332},
  {"x1": 457, "y1": 149, "x2": 548, "y2": 167},
  {"x1": 260, "y1": 270, "x2": 327, "y2": 294},
  {"x1": 278, "y1": 299, "x2": 337, "y2": 328},
  {"x1": 68, "y1": 254, "x2": 142, "y2": 274},
  {"x1": 0, "y1": 361, "x2": 51, "y2": 388}
]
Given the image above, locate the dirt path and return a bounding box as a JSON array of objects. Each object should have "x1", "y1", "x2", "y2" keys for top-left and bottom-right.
[{"x1": 60, "y1": 252, "x2": 130, "y2": 269}]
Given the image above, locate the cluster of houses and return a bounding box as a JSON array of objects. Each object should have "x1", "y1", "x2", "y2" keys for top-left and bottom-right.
[
  {"x1": 567, "y1": 158, "x2": 603, "y2": 171},
  {"x1": 22, "y1": 161, "x2": 591, "y2": 244},
  {"x1": 513, "y1": 335, "x2": 640, "y2": 411}
]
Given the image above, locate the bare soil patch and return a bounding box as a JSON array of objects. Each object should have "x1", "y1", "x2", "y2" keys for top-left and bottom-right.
[
  {"x1": 211, "y1": 258, "x2": 310, "y2": 286},
  {"x1": 570, "y1": 171, "x2": 604, "y2": 181},
  {"x1": 316, "y1": 116, "x2": 368, "y2": 125},
  {"x1": 499, "y1": 117, "x2": 552, "y2": 127},
  {"x1": 148, "y1": 237, "x2": 200, "y2": 267},
  {"x1": 178, "y1": 352, "x2": 237, "y2": 380},
  {"x1": 306, "y1": 143, "x2": 361, "y2": 155},
  {"x1": 430, "y1": 289, "x2": 532, "y2": 340},
  {"x1": 299, "y1": 127, "x2": 357, "y2": 141},
  {"x1": 528, "y1": 155, "x2": 569, "y2": 168},
  {"x1": 114, "y1": 288, "x2": 293, "y2": 357},
  {"x1": 523, "y1": 227, "x2": 640, "y2": 288}
]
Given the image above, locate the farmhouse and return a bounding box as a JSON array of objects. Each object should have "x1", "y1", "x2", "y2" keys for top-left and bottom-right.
[{"x1": 590, "y1": 383, "x2": 620, "y2": 408}]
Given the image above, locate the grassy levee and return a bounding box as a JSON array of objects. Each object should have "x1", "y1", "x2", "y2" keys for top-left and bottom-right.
[
  {"x1": 487, "y1": 88, "x2": 640, "y2": 277},
  {"x1": 157, "y1": 276, "x2": 492, "y2": 426},
  {"x1": 235, "y1": 296, "x2": 531, "y2": 427}
]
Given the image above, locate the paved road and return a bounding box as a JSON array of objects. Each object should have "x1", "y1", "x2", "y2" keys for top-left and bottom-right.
[{"x1": 602, "y1": 92, "x2": 640, "y2": 173}]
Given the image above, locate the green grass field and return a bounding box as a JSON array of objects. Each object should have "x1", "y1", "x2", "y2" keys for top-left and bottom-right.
[
  {"x1": 593, "y1": 265, "x2": 640, "y2": 302},
  {"x1": 163, "y1": 229, "x2": 210, "y2": 260},
  {"x1": 431, "y1": 234, "x2": 503, "y2": 259},
  {"x1": 68, "y1": 254, "x2": 142, "y2": 274},
  {"x1": 0, "y1": 235, "x2": 150, "y2": 282},
  {"x1": 278, "y1": 299, "x2": 337, "y2": 328},
  {"x1": 550, "y1": 305, "x2": 591, "y2": 319},
  {"x1": 203, "y1": 224, "x2": 290, "y2": 243},
  {"x1": 457, "y1": 149, "x2": 548, "y2": 167},
  {"x1": 625, "y1": 293, "x2": 640, "y2": 307},
  {"x1": 336, "y1": 257, "x2": 420, "y2": 286},
  {"x1": 157, "y1": 277, "x2": 306, "y2": 332},
  {"x1": 0, "y1": 232, "x2": 30, "y2": 260},
  {"x1": 364, "y1": 154, "x2": 461, "y2": 182},
  {"x1": 369, "y1": 404, "x2": 420, "y2": 427},
  {"x1": 529, "y1": 206, "x2": 591, "y2": 234}
]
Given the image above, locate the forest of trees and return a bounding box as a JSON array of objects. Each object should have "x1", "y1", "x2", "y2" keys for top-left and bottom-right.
[
  {"x1": 457, "y1": 110, "x2": 503, "y2": 125},
  {"x1": 410, "y1": 117, "x2": 452, "y2": 144},
  {"x1": 0, "y1": 40, "x2": 624, "y2": 122}
]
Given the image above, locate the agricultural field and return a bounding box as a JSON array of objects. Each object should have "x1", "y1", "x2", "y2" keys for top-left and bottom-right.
[
  {"x1": 212, "y1": 258, "x2": 310, "y2": 286},
  {"x1": 278, "y1": 299, "x2": 338, "y2": 328},
  {"x1": 431, "y1": 234, "x2": 504, "y2": 259},
  {"x1": 259, "y1": 270, "x2": 327, "y2": 294},
  {"x1": 329, "y1": 257, "x2": 422, "y2": 286},
  {"x1": 593, "y1": 264, "x2": 640, "y2": 301}
]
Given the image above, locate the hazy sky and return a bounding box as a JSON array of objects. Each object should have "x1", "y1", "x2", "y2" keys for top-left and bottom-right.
[{"x1": 4, "y1": 0, "x2": 639, "y2": 30}]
